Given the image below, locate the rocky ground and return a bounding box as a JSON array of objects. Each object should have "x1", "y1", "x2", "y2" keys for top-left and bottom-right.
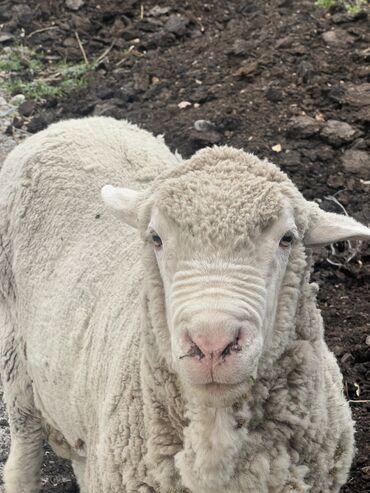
[{"x1": 0, "y1": 0, "x2": 369, "y2": 491}]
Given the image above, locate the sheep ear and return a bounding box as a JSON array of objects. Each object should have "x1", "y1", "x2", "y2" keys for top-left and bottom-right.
[
  {"x1": 101, "y1": 185, "x2": 140, "y2": 228},
  {"x1": 305, "y1": 207, "x2": 370, "y2": 246}
]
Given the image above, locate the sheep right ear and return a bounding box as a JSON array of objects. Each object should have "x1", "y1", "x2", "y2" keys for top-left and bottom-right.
[
  {"x1": 101, "y1": 185, "x2": 140, "y2": 228},
  {"x1": 305, "y1": 206, "x2": 370, "y2": 246}
]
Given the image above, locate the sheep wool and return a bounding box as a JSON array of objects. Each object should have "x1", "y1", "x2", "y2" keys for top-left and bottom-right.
[{"x1": 0, "y1": 116, "x2": 367, "y2": 493}]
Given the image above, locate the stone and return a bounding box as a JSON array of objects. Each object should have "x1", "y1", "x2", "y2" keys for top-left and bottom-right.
[
  {"x1": 266, "y1": 87, "x2": 283, "y2": 102},
  {"x1": 66, "y1": 0, "x2": 85, "y2": 11},
  {"x1": 322, "y1": 29, "x2": 354, "y2": 47},
  {"x1": 194, "y1": 120, "x2": 215, "y2": 132},
  {"x1": 286, "y1": 116, "x2": 322, "y2": 138},
  {"x1": 327, "y1": 174, "x2": 345, "y2": 189},
  {"x1": 320, "y1": 120, "x2": 357, "y2": 146},
  {"x1": 297, "y1": 61, "x2": 314, "y2": 84},
  {"x1": 18, "y1": 99, "x2": 35, "y2": 117},
  {"x1": 342, "y1": 83, "x2": 370, "y2": 108},
  {"x1": 233, "y1": 60, "x2": 258, "y2": 78},
  {"x1": 11, "y1": 4, "x2": 33, "y2": 25},
  {"x1": 230, "y1": 39, "x2": 249, "y2": 56},
  {"x1": 164, "y1": 14, "x2": 189, "y2": 36},
  {"x1": 341, "y1": 150, "x2": 370, "y2": 176},
  {"x1": 147, "y1": 6, "x2": 171, "y2": 17},
  {"x1": 27, "y1": 115, "x2": 48, "y2": 133},
  {"x1": 145, "y1": 30, "x2": 176, "y2": 48},
  {"x1": 178, "y1": 101, "x2": 192, "y2": 109},
  {"x1": 9, "y1": 94, "x2": 25, "y2": 106},
  {"x1": 0, "y1": 33, "x2": 14, "y2": 43}
]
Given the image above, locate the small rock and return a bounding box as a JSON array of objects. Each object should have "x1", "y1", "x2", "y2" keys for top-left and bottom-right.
[
  {"x1": 145, "y1": 30, "x2": 175, "y2": 48},
  {"x1": 118, "y1": 83, "x2": 138, "y2": 102},
  {"x1": 332, "y1": 345, "x2": 344, "y2": 357},
  {"x1": 297, "y1": 61, "x2": 314, "y2": 84},
  {"x1": 63, "y1": 37, "x2": 78, "y2": 48},
  {"x1": 164, "y1": 14, "x2": 189, "y2": 36},
  {"x1": 362, "y1": 465, "x2": 370, "y2": 478},
  {"x1": 194, "y1": 120, "x2": 215, "y2": 132},
  {"x1": 0, "y1": 33, "x2": 14, "y2": 43},
  {"x1": 286, "y1": 44, "x2": 307, "y2": 55},
  {"x1": 12, "y1": 4, "x2": 33, "y2": 24},
  {"x1": 320, "y1": 120, "x2": 357, "y2": 146},
  {"x1": 66, "y1": 0, "x2": 85, "y2": 11},
  {"x1": 341, "y1": 352, "x2": 353, "y2": 364},
  {"x1": 350, "y1": 138, "x2": 367, "y2": 150},
  {"x1": 266, "y1": 87, "x2": 283, "y2": 102},
  {"x1": 286, "y1": 116, "x2": 322, "y2": 138},
  {"x1": 93, "y1": 100, "x2": 124, "y2": 117},
  {"x1": 18, "y1": 99, "x2": 35, "y2": 117},
  {"x1": 147, "y1": 6, "x2": 171, "y2": 17},
  {"x1": 276, "y1": 36, "x2": 293, "y2": 49},
  {"x1": 322, "y1": 29, "x2": 354, "y2": 47},
  {"x1": 96, "y1": 87, "x2": 115, "y2": 100},
  {"x1": 365, "y1": 335, "x2": 370, "y2": 346},
  {"x1": 317, "y1": 145, "x2": 335, "y2": 162},
  {"x1": 233, "y1": 60, "x2": 258, "y2": 78},
  {"x1": 230, "y1": 38, "x2": 249, "y2": 56},
  {"x1": 9, "y1": 94, "x2": 25, "y2": 106},
  {"x1": 178, "y1": 101, "x2": 192, "y2": 109},
  {"x1": 327, "y1": 174, "x2": 345, "y2": 189},
  {"x1": 27, "y1": 115, "x2": 48, "y2": 133},
  {"x1": 341, "y1": 150, "x2": 370, "y2": 176},
  {"x1": 272, "y1": 143, "x2": 282, "y2": 153},
  {"x1": 356, "y1": 107, "x2": 370, "y2": 125},
  {"x1": 341, "y1": 83, "x2": 370, "y2": 108}
]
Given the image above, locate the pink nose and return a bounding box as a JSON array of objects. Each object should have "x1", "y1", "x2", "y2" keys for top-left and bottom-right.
[{"x1": 189, "y1": 332, "x2": 241, "y2": 361}]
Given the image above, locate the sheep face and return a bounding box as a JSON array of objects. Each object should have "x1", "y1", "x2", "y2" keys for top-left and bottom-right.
[
  {"x1": 145, "y1": 205, "x2": 298, "y2": 403},
  {"x1": 102, "y1": 147, "x2": 370, "y2": 404}
]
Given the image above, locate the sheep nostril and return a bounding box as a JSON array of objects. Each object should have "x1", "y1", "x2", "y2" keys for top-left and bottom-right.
[
  {"x1": 192, "y1": 343, "x2": 205, "y2": 360},
  {"x1": 179, "y1": 342, "x2": 205, "y2": 360},
  {"x1": 221, "y1": 333, "x2": 242, "y2": 359}
]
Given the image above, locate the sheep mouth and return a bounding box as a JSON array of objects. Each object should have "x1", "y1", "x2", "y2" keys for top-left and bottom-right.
[{"x1": 194, "y1": 381, "x2": 241, "y2": 395}]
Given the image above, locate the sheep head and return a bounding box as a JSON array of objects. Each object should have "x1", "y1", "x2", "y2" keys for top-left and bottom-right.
[{"x1": 102, "y1": 147, "x2": 370, "y2": 405}]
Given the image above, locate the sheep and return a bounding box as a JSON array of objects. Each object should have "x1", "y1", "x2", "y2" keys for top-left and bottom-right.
[{"x1": 0, "y1": 116, "x2": 369, "y2": 493}]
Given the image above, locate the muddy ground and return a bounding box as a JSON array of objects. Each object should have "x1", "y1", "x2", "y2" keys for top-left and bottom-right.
[{"x1": 0, "y1": 0, "x2": 369, "y2": 491}]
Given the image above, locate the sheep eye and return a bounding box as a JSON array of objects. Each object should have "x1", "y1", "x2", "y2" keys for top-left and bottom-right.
[
  {"x1": 151, "y1": 233, "x2": 162, "y2": 248},
  {"x1": 279, "y1": 232, "x2": 294, "y2": 248}
]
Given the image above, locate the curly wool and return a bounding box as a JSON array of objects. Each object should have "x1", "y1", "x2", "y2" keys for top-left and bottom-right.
[{"x1": 0, "y1": 118, "x2": 354, "y2": 493}]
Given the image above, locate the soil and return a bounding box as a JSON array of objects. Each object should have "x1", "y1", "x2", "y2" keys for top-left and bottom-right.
[{"x1": 0, "y1": 0, "x2": 369, "y2": 491}]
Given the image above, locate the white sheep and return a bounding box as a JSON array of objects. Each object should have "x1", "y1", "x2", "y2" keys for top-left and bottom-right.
[{"x1": 0, "y1": 116, "x2": 369, "y2": 493}]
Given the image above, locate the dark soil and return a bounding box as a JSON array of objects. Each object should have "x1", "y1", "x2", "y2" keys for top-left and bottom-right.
[{"x1": 1, "y1": 0, "x2": 369, "y2": 491}]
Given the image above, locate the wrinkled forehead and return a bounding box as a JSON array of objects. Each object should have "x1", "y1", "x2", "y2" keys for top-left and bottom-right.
[{"x1": 151, "y1": 163, "x2": 292, "y2": 250}]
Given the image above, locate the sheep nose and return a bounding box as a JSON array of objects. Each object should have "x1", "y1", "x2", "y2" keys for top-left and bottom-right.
[{"x1": 190, "y1": 332, "x2": 241, "y2": 361}]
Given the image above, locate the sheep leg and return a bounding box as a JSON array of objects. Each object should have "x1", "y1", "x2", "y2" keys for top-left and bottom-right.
[
  {"x1": 72, "y1": 457, "x2": 88, "y2": 493},
  {"x1": 2, "y1": 342, "x2": 43, "y2": 493}
]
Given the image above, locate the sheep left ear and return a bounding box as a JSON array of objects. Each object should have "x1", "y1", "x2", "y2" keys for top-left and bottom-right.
[
  {"x1": 101, "y1": 185, "x2": 140, "y2": 228},
  {"x1": 305, "y1": 207, "x2": 370, "y2": 246}
]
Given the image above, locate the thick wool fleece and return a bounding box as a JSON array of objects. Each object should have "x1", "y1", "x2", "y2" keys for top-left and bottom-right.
[{"x1": 0, "y1": 123, "x2": 353, "y2": 493}]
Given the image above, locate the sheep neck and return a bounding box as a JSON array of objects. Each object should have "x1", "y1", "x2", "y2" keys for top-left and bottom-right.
[{"x1": 140, "y1": 249, "x2": 316, "y2": 492}]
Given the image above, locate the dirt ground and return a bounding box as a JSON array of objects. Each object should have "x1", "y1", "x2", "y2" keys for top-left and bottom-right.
[{"x1": 0, "y1": 0, "x2": 369, "y2": 491}]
